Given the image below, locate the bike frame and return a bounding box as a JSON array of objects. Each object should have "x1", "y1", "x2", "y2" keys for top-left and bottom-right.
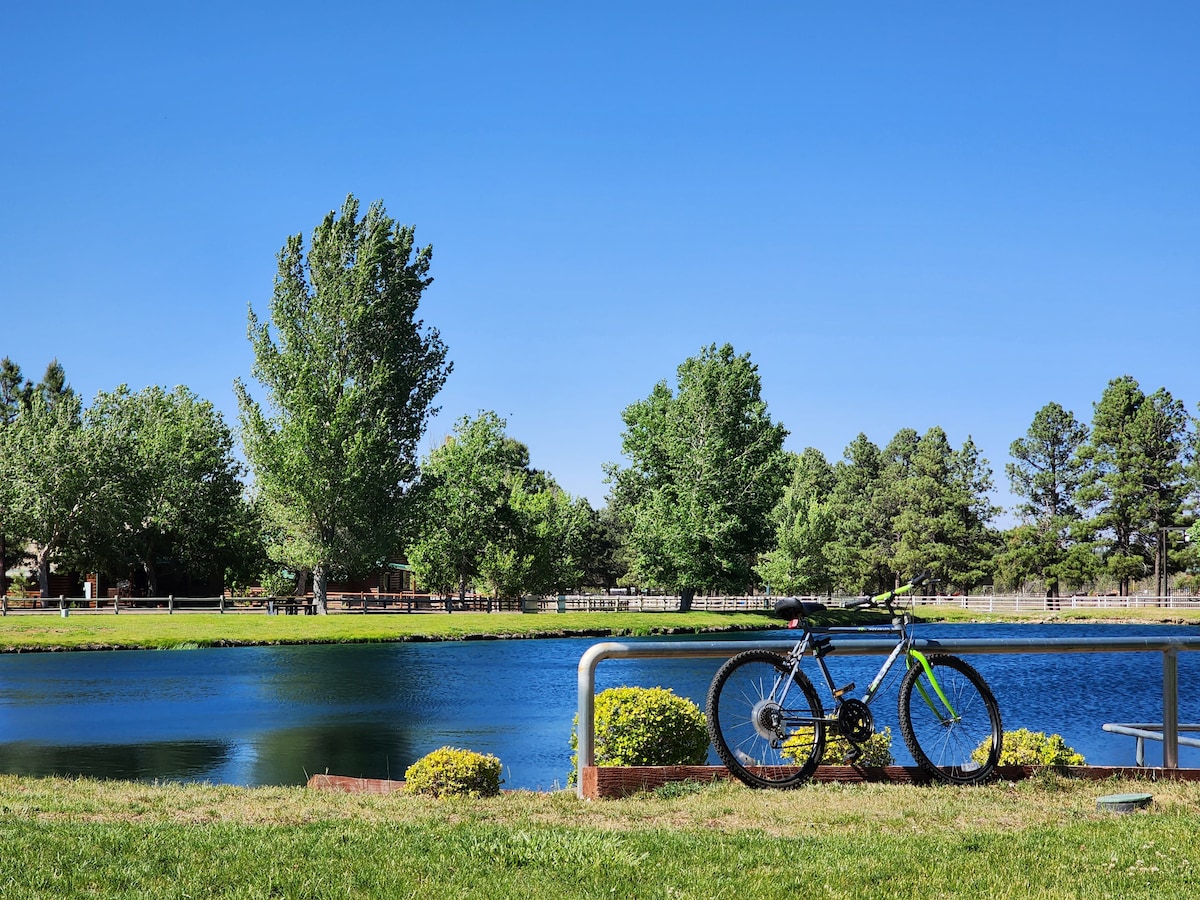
[{"x1": 775, "y1": 582, "x2": 960, "y2": 729}]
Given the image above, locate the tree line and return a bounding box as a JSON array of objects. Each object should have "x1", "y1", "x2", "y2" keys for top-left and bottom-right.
[{"x1": 3, "y1": 196, "x2": 1197, "y2": 607}]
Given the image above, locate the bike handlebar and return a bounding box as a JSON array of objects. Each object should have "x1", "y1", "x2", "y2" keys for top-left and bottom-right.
[{"x1": 847, "y1": 572, "x2": 937, "y2": 610}]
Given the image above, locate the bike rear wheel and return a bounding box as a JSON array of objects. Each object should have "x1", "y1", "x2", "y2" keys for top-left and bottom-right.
[
  {"x1": 706, "y1": 650, "x2": 825, "y2": 789},
  {"x1": 898, "y1": 654, "x2": 1002, "y2": 785}
]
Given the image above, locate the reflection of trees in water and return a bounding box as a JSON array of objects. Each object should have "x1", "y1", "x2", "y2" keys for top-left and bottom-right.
[
  {"x1": 251, "y1": 722, "x2": 415, "y2": 785},
  {"x1": 256, "y1": 643, "x2": 454, "y2": 714},
  {"x1": 0, "y1": 740, "x2": 230, "y2": 782}
]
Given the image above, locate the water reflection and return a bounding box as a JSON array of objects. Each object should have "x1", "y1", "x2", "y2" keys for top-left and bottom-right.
[
  {"x1": 0, "y1": 739, "x2": 230, "y2": 781},
  {"x1": 0, "y1": 623, "x2": 1195, "y2": 789}
]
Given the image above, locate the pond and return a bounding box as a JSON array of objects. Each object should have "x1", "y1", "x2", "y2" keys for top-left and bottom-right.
[{"x1": 0, "y1": 622, "x2": 1196, "y2": 790}]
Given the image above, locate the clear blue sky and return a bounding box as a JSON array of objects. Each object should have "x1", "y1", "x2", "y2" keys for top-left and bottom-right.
[{"x1": 3, "y1": 2, "x2": 1197, "y2": 515}]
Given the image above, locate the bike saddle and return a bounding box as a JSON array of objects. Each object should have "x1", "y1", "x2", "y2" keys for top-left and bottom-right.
[{"x1": 773, "y1": 597, "x2": 826, "y2": 620}]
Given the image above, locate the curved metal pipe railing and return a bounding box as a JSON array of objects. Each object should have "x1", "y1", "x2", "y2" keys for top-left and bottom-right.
[{"x1": 576, "y1": 635, "x2": 1200, "y2": 798}]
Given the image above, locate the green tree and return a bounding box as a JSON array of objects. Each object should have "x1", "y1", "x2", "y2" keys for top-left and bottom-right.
[
  {"x1": 0, "y1": 358, "x2": 33, "y2": 424},
  {"x1": 88, "y1": 385, "x2": 248, "y2": 596},
  {"x1": 236, "y1": 195, "x2": 451, "y2": 612},
  {"x1": 866, "y1": 428, "x2": 921, "y2": 588},
  {"x1": 607, "y1": 344, "x2": 789, "y2": 610},
  {"x1": 756, "y1": 449, "x2": 836, "y2": 595},
  {"x1": 824, "y1": 433, "x2": 889, "y2": 594},
  {"x1": 890, "y1": 428, "x2": 999, "y2": 591},
  {"x1": 997, "y1": 402, "x2": 1090, "y2": 595},
  {"x1": 408, "y1": 412, "x2": 590, "y2": 604},
  {"x1": 581, "y1": 504, "x2": 627, "y2": 591},
  {"x1": 0, "y1": 360, "x2": 70, "y2": 597},
  {"x1": 0, "y1": 358, "x2": 28, "y2": 598},
  {"x1": 407, "y1": 412, "x2": 527, "y2": 605},
  {"x1": 5, "y1": 390, "x2": 123, "y2": 597},
  {"x1": 477, "y1": 474, "x2": 591, "y2": 601},
  {"x1": 1076, "y1": 377, "x2": 1194, "y2": 596}
]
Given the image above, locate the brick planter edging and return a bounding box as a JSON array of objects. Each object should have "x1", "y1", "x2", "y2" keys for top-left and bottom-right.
[
  {"x1": 579, "y1": 764, "x2": 1200, "y2": 799},
  {"x1": 307, "y1": 773, "x2": 405, "y2": 794},
  {"x1": 305, "y1": 766, "x2": 1200, "y2": 798}
]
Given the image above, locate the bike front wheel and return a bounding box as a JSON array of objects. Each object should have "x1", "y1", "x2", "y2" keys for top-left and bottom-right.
[
  {"x1": 898, "y1": 654, "x2": 1002, "y2": 785},
  {"x1": 706, "y1": 650, "x2": 825, "y2": 789}
]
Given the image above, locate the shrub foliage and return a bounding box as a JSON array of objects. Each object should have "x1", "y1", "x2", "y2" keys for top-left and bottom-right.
[
  {"x1": 572, "y1": 686, "x2": 709, "y2": 780},
  {"x1": 784, "y1": 725, "x2": 895, "y2": 766},
  {"x1": 974, "y1": 728, "x2": 1085, "y2": 767},
  {"x1": 404, "y1": 746, "x2": 503, "y2": 798}
]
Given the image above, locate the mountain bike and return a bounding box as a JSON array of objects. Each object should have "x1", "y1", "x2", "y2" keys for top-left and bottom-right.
[{"x1": 706, "y1": 574, "x2": 1002, "y2": 788}]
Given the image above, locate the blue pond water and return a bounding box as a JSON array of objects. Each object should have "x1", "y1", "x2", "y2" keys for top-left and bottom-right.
[{"x1": 0, "y1": 622, "x2": 1196, "y2": 790}]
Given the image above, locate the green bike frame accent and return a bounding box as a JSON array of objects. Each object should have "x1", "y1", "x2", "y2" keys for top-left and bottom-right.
[{"x1": 906, "y1": 648, "x2": 958, "y2": 722}]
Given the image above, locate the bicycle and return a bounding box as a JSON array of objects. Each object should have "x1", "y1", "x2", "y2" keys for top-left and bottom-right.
[{"x1": 706, "y1": 573, "x2": 1003, "y2": 788}]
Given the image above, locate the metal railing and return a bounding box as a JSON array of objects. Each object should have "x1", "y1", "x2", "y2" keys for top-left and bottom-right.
[
  {"x1": 575, "y1": 634, "x2": 1200, "y2": 799},
  {"x1": 1101, "y1": 723, "x2": 1200, "y2": 766}
]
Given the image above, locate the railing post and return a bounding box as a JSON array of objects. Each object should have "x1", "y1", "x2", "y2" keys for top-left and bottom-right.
[
  {"x1": 576, "y1": 644, "x2": 608, "y2": 798},
  {"x1": 1164, "y1": 648, "x2": 1179, "y2": 768},
  {"x1": 169, "y1": 595, "x2": 174, "y2": 614}
]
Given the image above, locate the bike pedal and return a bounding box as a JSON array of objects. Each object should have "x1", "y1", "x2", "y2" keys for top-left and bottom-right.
[{"x1": 832, "y1": 682, "x2": 855, "y2": 698}]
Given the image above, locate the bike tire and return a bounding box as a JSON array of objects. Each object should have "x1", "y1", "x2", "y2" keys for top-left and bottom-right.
[
  {"x1": 706, "y1": 649, "x2": 825, "y2": 789},
  {"x1": 897, "y1": 654, "x2": 1002, "y2": 785}
]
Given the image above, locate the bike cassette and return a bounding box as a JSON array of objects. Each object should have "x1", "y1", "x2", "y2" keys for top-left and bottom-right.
[{"x1": 836, "y1": 698, "x2": 874, "y2": 743}]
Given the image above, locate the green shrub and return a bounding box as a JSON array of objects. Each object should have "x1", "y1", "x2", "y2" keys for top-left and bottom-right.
[
  {"x1": 570, "y1": 686, "x2": 708, "y2": 782},
  {"x1": 4, "y1": 574, "x2": 35, "y2": 599},
  {"x1": 824, "y1": 726, "x2": 895, "y2": 766},
  {"x1": 404, "y1": 746, "x2": 503, "y2": 798},
  {"x1": 784, "y1": 726, "x2": 895, "y2": 766},
  {"x1": 973, "y1": 728, "x2": 1085, "y2": 767}
]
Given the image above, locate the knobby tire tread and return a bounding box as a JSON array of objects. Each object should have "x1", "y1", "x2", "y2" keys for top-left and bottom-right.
[
  {"x1": 706, "y1": 649, "x2": 825, "y2": 789},
  {"x1": 897, "y1": 653, "x2": 1002, "y2": 785}
]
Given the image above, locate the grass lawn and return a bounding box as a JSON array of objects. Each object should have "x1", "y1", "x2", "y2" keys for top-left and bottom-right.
[
  {"x1": 0, "y1": 774, "x2": 1196, "y2": 898},
  {"x1": 1, "y1": 605, "x2": 1197, "y2": 653},
  {"x1": 0, "y1": 610, "x2": 782, "y2": 652}
]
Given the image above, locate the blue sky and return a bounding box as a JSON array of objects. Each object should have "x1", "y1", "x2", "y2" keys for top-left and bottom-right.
[{"x1": 3, "y1": 2, "x2": 1197, "y2": 516}]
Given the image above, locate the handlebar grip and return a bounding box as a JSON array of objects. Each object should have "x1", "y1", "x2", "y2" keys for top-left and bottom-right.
[{"x1": 845, "y1": 597, "x2": 873, "y2": 610}]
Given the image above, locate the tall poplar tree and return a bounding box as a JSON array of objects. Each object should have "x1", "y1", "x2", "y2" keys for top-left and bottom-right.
[
  {"x1": 236, "y1": 196, "x2": 451, "y2": 612},
  {"x1": 607, "y1": 344, "x2": 789, "y2": 610}
]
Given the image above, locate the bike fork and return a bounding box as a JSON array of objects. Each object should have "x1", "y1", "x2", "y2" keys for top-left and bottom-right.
[{"x1": 907, "y1": 650, "x2": 959, "y2": 723}]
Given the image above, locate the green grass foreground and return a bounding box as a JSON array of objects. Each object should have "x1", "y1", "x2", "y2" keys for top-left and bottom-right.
[
  {"x1": 1, "y1": 605, "x2": 1197, "y2": 652},
  {"x1": 0, "y1": 774, "x2": 1196, "y2": 898}
]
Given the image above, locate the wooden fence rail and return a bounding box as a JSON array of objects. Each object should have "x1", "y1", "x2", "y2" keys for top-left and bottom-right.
[{"x1": 1, "y1": 592, "x2": 1196, "y2": 616}]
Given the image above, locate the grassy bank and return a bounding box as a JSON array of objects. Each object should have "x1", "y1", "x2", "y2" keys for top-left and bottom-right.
[
  {"x1": 0, "y1": 610, "x2": 781, "y2": 652},
  {"x1": 0, "y1": 605, "x2": 1197, "y2": 652},
  {"x1": 0, "y1": 774, "x2": 1195, "y2": 898}
]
